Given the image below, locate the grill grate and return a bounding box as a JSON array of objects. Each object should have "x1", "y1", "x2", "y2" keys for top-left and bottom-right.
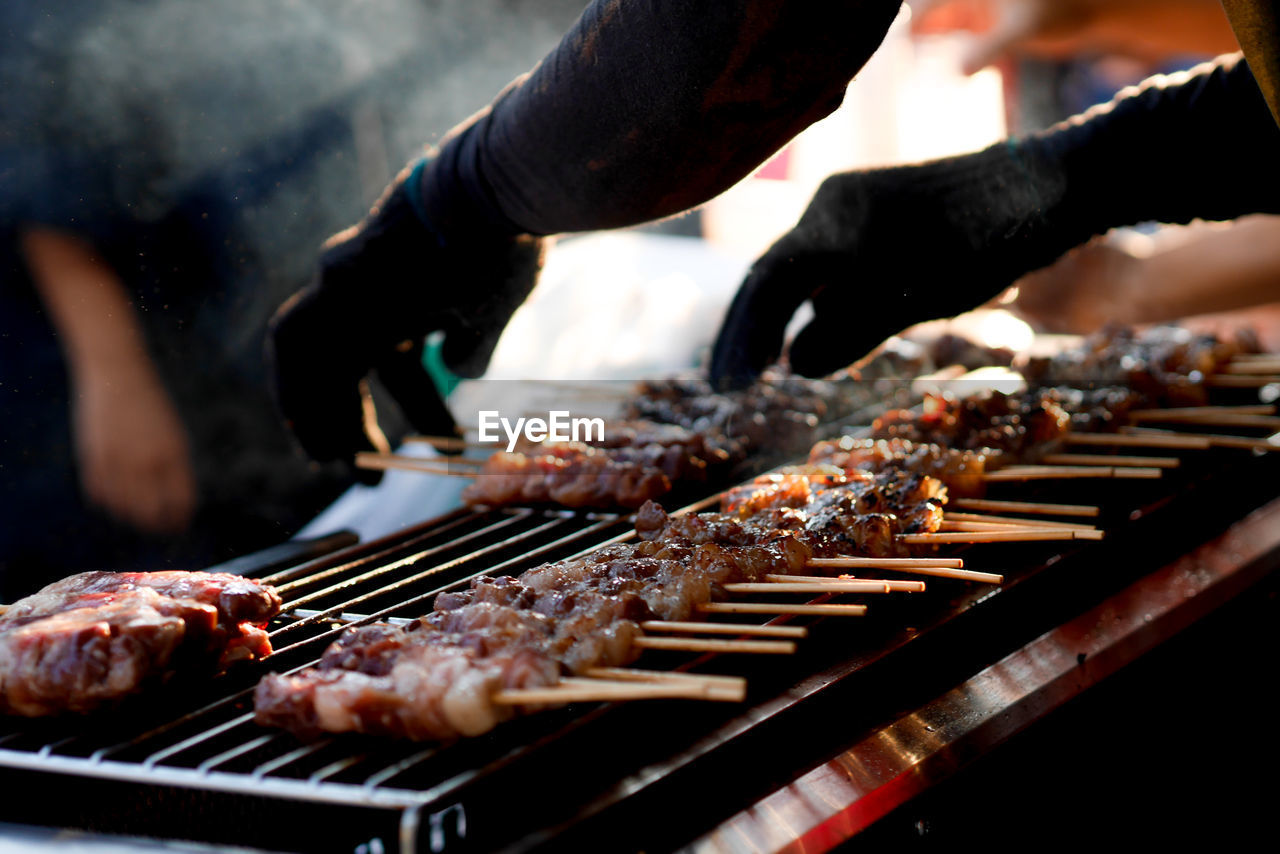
[{"x1": 2, "y1": 443, "x2": 1278, "y2": 852}]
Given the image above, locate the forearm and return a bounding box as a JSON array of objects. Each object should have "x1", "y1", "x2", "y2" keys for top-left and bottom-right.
[
  {"x1": 1127, "y1": 216, "x2": 1280, "y2": 321},
  {"x1": 1019, "y1": 53, "x2": 1280, "y2": 256},
  {"x1": 20, "y1": 227, "x2": 156, "y2": 384},
  {"x1": 419, "y1": 0, "x2": 905, "y2": 239}
]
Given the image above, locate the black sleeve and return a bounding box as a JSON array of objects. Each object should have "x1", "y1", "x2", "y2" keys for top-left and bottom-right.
[
  {"x1": 1026, "y1": 53, "x2": 1280, "y2": 240},
  {"x1": 417, "y1": 0, "x2": 905, "y2": 240}
]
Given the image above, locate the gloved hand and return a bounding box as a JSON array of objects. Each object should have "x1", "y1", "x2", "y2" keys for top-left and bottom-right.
[
  {"x1": 710, "y1": 143, "x2": 1076, "y2": 385},
  {"x1": 268, "y1": 161, "x2": 545, "y2": 472},
  {"x1": 710, "y1": 54, "x2": 1280, "y2": 387}
]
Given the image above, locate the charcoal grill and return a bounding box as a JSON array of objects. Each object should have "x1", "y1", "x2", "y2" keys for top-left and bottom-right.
[{"x1": 1, "y1": 434, "x2": 1278, "y2": 853}]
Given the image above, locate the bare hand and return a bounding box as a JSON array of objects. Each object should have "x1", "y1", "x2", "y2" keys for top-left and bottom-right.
[
  {"x1": 74, "y1": 362, "x2": 197, "y2": 534},
  {"x1": 999, "y1": 236, "x2": 1145, "y2": 333}
]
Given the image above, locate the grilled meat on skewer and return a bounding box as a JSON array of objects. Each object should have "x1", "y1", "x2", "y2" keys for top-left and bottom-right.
[
  {"x1": 1, "y1": 571, "x2": 281, "y2": 717},
  {"x1": 1019, "y1": 324, "x2": 1261, "y2": 407},
  {"x1": 809, "y1": 437, "x2": 1000, "y2": 499},
  {"x1": 254, "y1": 618, "x2": 560, "y2": 741},
  {"x1": 461, "y1": 444, "x2": 675, "y2": 510},
  {"x1": 256, "y1": 528, "x2": 818, "y2": 741}
]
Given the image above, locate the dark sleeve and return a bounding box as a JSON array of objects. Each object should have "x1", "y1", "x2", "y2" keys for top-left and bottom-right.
[
  {"x1": 1026, "y1": 53, "x2": 1280, "y2": 240},
  {"x1": 418, "y1": 0, "x2": 905, "y2": 240}
]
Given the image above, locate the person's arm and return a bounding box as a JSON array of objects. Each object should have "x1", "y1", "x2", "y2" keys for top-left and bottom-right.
[
  {"x1": 910, "y1": 0, "x2": 1239, "y2": 73},
  {"x1": 1009, "y1": 216, "x2": 1280, "y2": 331},
  {"x1": 709, "y1": 53, "x2": 1280, "y2": 384},
  {"x1": 270, "y1": 0, "x2": 907, "y2": 464},
  {"x1": 21, "y1": 227, "x2": 196, "y2": 534}
]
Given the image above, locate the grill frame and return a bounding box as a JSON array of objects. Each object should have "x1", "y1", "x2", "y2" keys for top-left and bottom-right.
[{"x1": 1, "y1": 435, "x2": 1277, "y2": 852}]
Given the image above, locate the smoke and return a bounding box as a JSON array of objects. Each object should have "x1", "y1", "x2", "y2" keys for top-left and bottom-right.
[{"x1": 11, "y1": 0, "x2": 587, "y2": 364}]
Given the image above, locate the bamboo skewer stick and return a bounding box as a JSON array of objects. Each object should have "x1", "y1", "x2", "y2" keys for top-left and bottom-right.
[
  {"x1": 580, "y1": 668, "x2": 746, "y2": 701},
  {"x1": 632, "y1": 636, "x2": 796, "y2": 655},
  {"x1": 672, "y1": 494, "x2": 728, "y2": 516},
  {"x1": 949, "y1": 498, "x2": 1100, "y2": 517},
  {"x1": 402, "y1": 434, "x2": 477, "y2": 452},
  {"x1": 582, "y1": 667, "x2": 746, "y2": 689},
  {"x1": 942, "y1": 512, "x2": 1097, "y2": 531},
  {"x1": 561, "y1": 676, "x2": 745, "y2": 703},
  {"x1": 984, "y1": 465, "x2": 1161, "y2": 481},
  {"x1": 899, "y1": 529, "x2": 1088, "y2": 544},
  {"x1": 936, "y1": 520, "x2": 1102, "y2": 540},
  {"x1": 765, "y1": 574, "x2": 925, "y2": 592},
  {"x1": 494, "y1": 679, "x2": 738, "y2": 705},
  {"x1": 698, "y1": 602, "x2": 868, "y2": 617},
  {"x1": 1039, "y1": 453, "x2": 1180, "y2": 469},
  {"x1": 1205, "y1": 374, "x2": 1280, "y2": 387},
  {"x1": 1128, "y1": 410, "x2": 1280, "y2": 429},
  {"x1": 354, "y1": 452, "x2": 480, "y2": 476},
  {"x1": 725, "y1": 581, "x2": 893, "y2": 594},
  {"x1": 807, "y1": 556, "x2": 965, "y2": 569},
  {"x1": 1166, "y1": 414, "x2": 1280, "y2": 430},
  {"x1": 1120, "y1": 426, "x2": 1280, "y2": 452},
  {"x1": 1219, "y1": 360, "x2": 1280, "y2": 374},
  {"x1": 1130, "y1": 404, "x2": 1275, "y2": 417},
  {"x1": 1062, "y1": 432, "x2": 1212, "y2": 450},
  {"x1": 808, "y1": 560, "x2": 1003, "y2": 584},
  {"x1": 1195, "y1": 434, "x2": 1280, "y2": 452},
  {"x1": 1229, "y1": 352, "x2": 1280, "y2": 361},
  {"x1": 640, "y1": 620, "x2": 808, "y2": 639},
  {"x1": 941, "y1": 520, "x2": 1041, "y2": 532}
]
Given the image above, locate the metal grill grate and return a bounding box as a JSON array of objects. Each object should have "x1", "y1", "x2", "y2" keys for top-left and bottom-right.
[{"x1": 2, "y1": 444, "x2": 1277, "y2": 852}]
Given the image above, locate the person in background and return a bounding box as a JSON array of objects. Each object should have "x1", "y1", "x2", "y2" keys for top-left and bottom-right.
[{"x1": 0, "y1": 1, "x2": 585, "y2": 598}]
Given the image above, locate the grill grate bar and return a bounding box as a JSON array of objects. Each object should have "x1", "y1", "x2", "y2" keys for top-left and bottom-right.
[
  {"x1": 251, "y1": 739, "x2": 334, "y2": 779},
  {"x1": 87, "y1": 654, "x2": 338, "y2": 762},
  {"x1": 274, "y1": 511, "x2": 529, "y2": 596},
  {"x1": 142, "y1": 712, "x2": 257, "y2": 768},
  {"x1": 360, "y1": 747, "x2": 441, "y2": 790},
  {"x1": 257, "y1": 509, "x2": 474, "y2": 586},
  {"x1": 269, "y1": 515, "x2": 565, "y2": 637},
  {"x1": 267, "y1": 517, "x2": 616, "y2": 659},
  {"x1": 196, "y1": 733, "x2": 281, "y2": 773},
  {"x1": 410, "y1": 516, "x2": 624, "y2": 599},
  {"x1": 36, "y1": 737, "x2": 77, "y2": 758},
  {"x1": 309, "y1": 754, "x2": 368, "y2": 784}
]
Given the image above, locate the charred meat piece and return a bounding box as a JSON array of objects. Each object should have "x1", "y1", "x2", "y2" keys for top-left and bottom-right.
[
  {"x1": 0, "y1": 571, "x2": 281, "y2": 716},
  {"x1": 1019, "y1": 324, "x2": 1260, "y2": 407},
  {"x1": 255, "y1": 631, "x2": 559, "y2": 741},
  {"x1": 872, "y1": 390, "x2": 1071, "y2": 460},
  {"x1": 809, "y1": 437, "x2": 999, "y2": 499},
  {"x1": 461, "y1": 445, "x2": 673, "y2": 510}
]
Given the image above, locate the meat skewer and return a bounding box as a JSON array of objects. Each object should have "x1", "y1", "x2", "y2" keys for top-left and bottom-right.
[
  {"x1": 269, "y1": 339, "x2": 1238, "y2": 740},
  {"x1": 1019, "y1": 324, "x2": 1263, "y2": 407},
  {"x1": 2, "y1": 571, "x2": 281, "y2": 717},
  {"x1": 255, "y1": 529, "x2": 832, "y2": 740}
]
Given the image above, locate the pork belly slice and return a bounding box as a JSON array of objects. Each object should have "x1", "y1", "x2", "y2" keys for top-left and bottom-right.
[
  {"x1": 254, "y1": 619, "x2": 560, "y2": 741},
  {"x1": 0, "y1": 571, "x2": 282, "y2": 717}
]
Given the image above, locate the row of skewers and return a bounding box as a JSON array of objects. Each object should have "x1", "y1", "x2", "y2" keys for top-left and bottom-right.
[
  {"x1": 360, "y1": 325, "x2": 1276, "y2": 511},
  {"x1": 3, "y1": 326, "x2": 1275, "y2": 743},
  {"x1": 246, "y1": 325, "x2": 1280, "y2": 742}
]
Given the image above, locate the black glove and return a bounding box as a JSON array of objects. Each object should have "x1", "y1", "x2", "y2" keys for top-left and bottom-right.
[
  {"x1": 268, "y1": 163, "x2": 544, "y2": 470},
  {"x1": 710, "y1": 54, "x2": 1280, "y2": 386}
]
